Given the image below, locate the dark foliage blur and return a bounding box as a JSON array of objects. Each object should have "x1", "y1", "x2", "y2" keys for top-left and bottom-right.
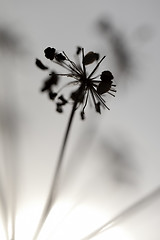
[
  {"x1": 0, "y1": 25, "x2": 26, "y2": 55},
  {"x1": 0, "y1": 24, "x2": 27, "y2": 240},
  {"x1": 96, "y1": 18, "x2": 135, "y2": 87},
  {"x1": 99, "y1": 132, "x2": 137, "y2": 185}
]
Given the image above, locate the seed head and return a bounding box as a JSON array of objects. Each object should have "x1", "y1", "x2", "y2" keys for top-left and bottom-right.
[
  {"x1": 36, "y1": 46, "x2": 116, "y2": 119},
  {"x1": 44, "y1": 47, "x2": 56, "y2": 60}
]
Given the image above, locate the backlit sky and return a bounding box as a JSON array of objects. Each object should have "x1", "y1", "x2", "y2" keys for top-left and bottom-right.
[{"x1": 0, "y1": 0, "x2": 160, "y2": 239}]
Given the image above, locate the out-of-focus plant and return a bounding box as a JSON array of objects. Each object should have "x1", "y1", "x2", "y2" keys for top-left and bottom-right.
[
  {"x1": 0, "y1": 25, "x2": 26, "y2": 240},
  {"x1": 0, "y1": 26, "x2": 25, "y2": 56},
  {"x1": 96, "y1": 18, "x2": 134, "y2": 82}
]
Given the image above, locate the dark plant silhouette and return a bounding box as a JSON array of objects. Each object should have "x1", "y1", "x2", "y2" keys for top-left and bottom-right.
[
  {"x1": 36, "y1": 47, "x2": 116, "y2": 119},
  {"x1": 34, "y1": 46, "x2": 116, "y2": 239}
]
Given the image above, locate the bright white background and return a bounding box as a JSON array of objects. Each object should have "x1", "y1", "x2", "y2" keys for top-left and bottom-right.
[{"x1": 0, "y1": 0, "x2": 160, "y2": 239}]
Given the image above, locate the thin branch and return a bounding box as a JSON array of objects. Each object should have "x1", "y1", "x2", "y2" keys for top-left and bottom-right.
[
  {"x1": 82, "y1": 48, "x2": 86, "y2": 78},
  {"x1": 63, "y1": 51, "x2": 83, "y2": 75},
  {"x1": 0, "y1": 179, "x2": 8, "y2": 240},
  {"x1": 33, "y1": 100, "x2": 78, "y2": 240},
  {"x1": 88, "y1": 56, "x2": 106, "y2": 79}
]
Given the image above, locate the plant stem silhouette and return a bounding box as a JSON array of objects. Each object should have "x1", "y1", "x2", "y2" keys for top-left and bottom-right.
[
  {"x1": 35, "y1": 46, "x2": 116, "y2": 239},
  {"x1": 33, "y1": 99, "x2": 78, "y2": 240}
]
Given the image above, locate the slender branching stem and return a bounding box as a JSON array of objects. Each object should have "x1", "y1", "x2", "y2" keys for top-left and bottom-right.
[
  {"x1": 33, "y1": 100, "x2": 78, "y2": 240},
  {"x1": 34, "y1": 47, "x2": 115, "y2": 240}
]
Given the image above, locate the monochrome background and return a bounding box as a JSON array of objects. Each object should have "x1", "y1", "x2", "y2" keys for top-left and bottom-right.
[{"x1": 0, "y1": 0, "x2": 160, "y2": 239}]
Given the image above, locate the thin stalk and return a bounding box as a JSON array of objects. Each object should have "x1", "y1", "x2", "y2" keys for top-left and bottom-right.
[
  {"x1": 0, "y1": 180, "x2": 8, "y2": 240},
  {"x1": 33, "y1": 100, "x2": 78, "y2": 240},
  {"x1": 88, "y1": 56, "x2": 106, "y2": 79}
]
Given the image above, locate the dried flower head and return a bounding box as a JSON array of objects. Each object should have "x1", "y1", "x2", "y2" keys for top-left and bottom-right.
[{"x1": 36, "y1": 46, "x2": 116, "y2": 119}]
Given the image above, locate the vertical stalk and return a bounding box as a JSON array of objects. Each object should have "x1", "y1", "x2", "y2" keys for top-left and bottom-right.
[{"x1": 33, "y1": 100, "x2": 78, "y2": 240}]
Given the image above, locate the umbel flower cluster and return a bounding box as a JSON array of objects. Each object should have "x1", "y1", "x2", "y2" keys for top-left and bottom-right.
[{"x1": 36, "y1": 46, "x2": 116, "y2": 119}]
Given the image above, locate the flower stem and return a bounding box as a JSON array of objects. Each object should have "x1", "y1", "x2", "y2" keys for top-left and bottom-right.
[{"x1": 33, "y1": 100, "x2": 78, "y2": 240}]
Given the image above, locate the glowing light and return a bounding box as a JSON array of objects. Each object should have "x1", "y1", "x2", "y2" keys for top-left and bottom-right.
[
  {"x1": 15, "y1": 203, "x2": 42, "y2": 240},
  {"x1": 7, "y1": 218, "x2": 12, "y2": 240},
  {"x1": 92, "y1": 226, "x2": 134, "y2": 240},
  {"x1": 35, "y1": 199, "x2": 134, "y2": 240},
  {"x1": 12, "y1": 198, "x2": 134, "y2": 240},
  {"x1": 0, "y1": 219, "x2": 7, "y2": 240}
]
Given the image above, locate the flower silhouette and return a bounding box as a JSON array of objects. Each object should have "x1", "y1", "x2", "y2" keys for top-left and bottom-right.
[
  {"x1": 36, "y1": 47, "x2": 116, "y2": 119},
  {"x1": 34, "y1": 46, "x2": 116, "y2": 239}
]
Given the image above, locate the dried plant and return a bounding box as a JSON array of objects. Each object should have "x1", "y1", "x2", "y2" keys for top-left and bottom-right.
[
  {"x1": 36, "y1": 47, "x2": 116, "y2": 118},
  {"x1": 34, "y1": 46, "x2": 116, "y2": 239}
]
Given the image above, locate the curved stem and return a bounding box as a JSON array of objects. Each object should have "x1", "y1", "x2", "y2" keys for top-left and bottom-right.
[{"x1": 33, "y1": 100, "x2": 78, "y2": 240}]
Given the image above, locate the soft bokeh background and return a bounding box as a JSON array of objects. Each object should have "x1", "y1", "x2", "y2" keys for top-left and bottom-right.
[{"x1": 0, "y1": 0, "x2": 160, "y2": 239}]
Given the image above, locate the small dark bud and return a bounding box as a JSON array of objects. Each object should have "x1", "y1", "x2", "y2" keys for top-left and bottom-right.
[
  {"x1": 55, "y1": 53, "x2": 66, "y2": 61},
  {"x1": 80, "y1": 111, "x2": 85, "y2": 120},
  {"x1": 44, "y1": 47, "x2": 56, "y2": 60},
  {"x1": 70, "y1": 91, "x2": 77, "y2": 101},
  {"x1": 49, "y1": 72, "x2": 59, "y2": 85},
  {"x1": 101, "y1": 71, "x2": 114, "y2": 81},
  {"x1": 48, "y1": 90, "x2": 57, "y2": 100},
  {"x1": 97, "y1": 71, "x2": 114, "y2": 94},
  {"x1": 76, "y1": 46, "x2": 82, "y2": 55},
  {"x1": 41, "y1": 73, "x2": 59, "y2": 92},
  {"x1": 58, "y1": 95, "x2": 68, "y2": 105},
  {"x1": 56, "y1": 103, "x2": 63, "y2": 113},
  {"x1": 41, "y1": 82, "x2": 50, "y2": 92},
  {"x1": 95, "y1": 102, "x2": 101, "y2": 114},
  {"x1": 94, "y1": 53, "x2": 99, "y2": 61},
  {"x1": 97, "y1": 80, "x2": 112, "y2": 95},
  {"x1": 83, "y1": 51, "x2": 100, "y2": 65},
  {"x1": 70, "y1": 89, "x2": 84, "y2": 103},
  {"x1": 35, "y1": 59, "x2": 48, "y2": 70}
]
